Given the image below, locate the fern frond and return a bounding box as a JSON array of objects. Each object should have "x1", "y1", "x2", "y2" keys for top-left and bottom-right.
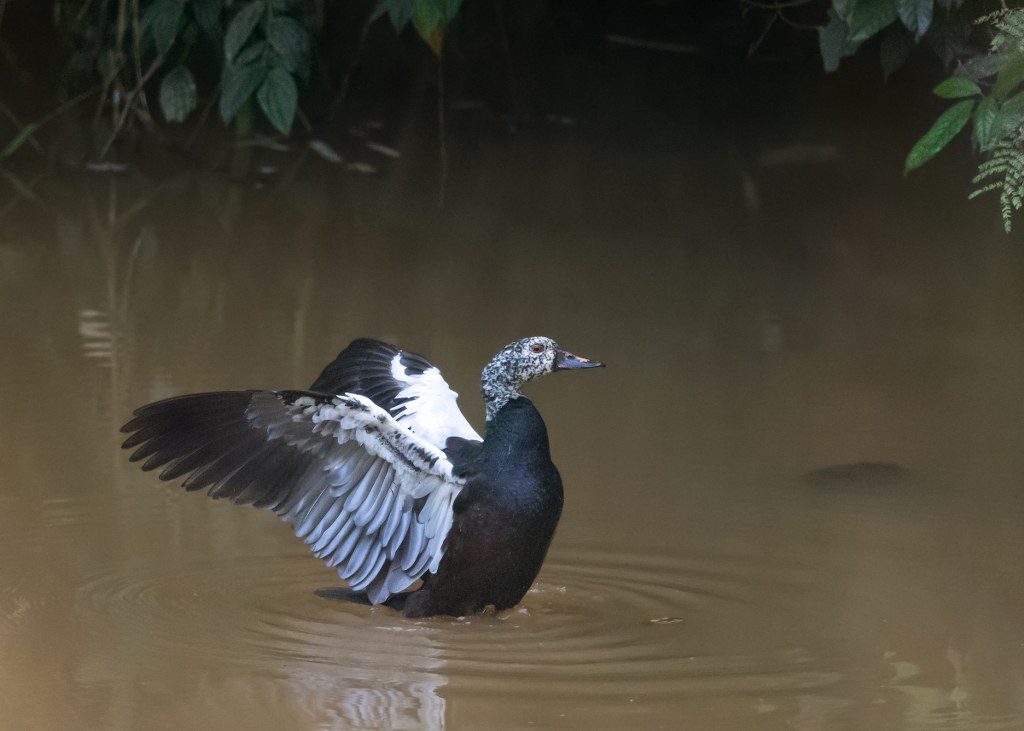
[
  {"x1": 980, "y1": 9, "x2": 1024, "y2": 53},
  {"x1": 970, "y1": 139, "x2": 1024, "y2": 232},
  {"x1": 968, "y1": 181, "x2": 1003, "y2": 199}
]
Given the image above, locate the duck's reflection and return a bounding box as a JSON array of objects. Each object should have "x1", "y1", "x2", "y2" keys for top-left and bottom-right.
[{"x1": 323, "y1": 681, "x2": 446, "y2": 730}]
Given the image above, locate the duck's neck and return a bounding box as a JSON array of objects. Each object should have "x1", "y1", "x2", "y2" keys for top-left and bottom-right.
[
  {"x1": 481, "y1": 376, "x2": 520, "y2": 421},
  {"x1": 481, "y1": 357, "x2": 522, "y2": 423}
]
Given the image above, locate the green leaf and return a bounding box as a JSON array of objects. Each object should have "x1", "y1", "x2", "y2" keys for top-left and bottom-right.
[
  {"x1": 192, "y1": 0, "x2": 223, "y2": 33},
  {"x1": 409, "y1": 0, "x2": 460, "y2": 52},
  {"x1": 933, "y1": 76, "x2": 981, "y2": 98},
  {"x1": 219, "y1": 61, "x2": 267, "y2": 124},
  {"x1": 269, "y1": 0, "x2": 297, "y2": 9},
  {"x1": 958, "y1": 54, "x2": 1000, "y2": 82},
  {"x1": 848, "y1": 0, "x2": 899, "y2": 42},
  {"x1": 1, "y1": 122, "x2": 39, "y2": 159},
  {"x1": 993, "y1": 54, "x2": 1024, "y2": 101},
  {"x1": 267, "y1": 17, "x2": 311, "y2": 75},
  {"x1": 880, "y1": 24, "x2": 914, "y2": 80},
  {"x1": 235, "y1": 40, "x2": 267, "y2": 66},
  {"x1": 896, "y1": 0, "x2": 932, "y2": 40},
  {"x1": 148, "y1": 0, "x2": 186, "y2": 55},
  {"x1": 257, "y1": 68, "x2": 298, "y2": 135},
  {"x1": 159, "y1": 65, "x2": 198, "y2": 122},
  {"x1": 438, "y1": 0, "x2": 462, "y2": 22},
  {"x1": 972, "y1": 97, "x2": 998, "y2": 151},
  {"x1": 997, "y1": 88, "x2": 1024, "y2": 118},
  {"x1": 904, "y1": 99, "x2": 974, "y2": 173},
  {"x1": 833, "y1": 0, "x2": 856, "y2": 17},
  {"x1": 371, "y1": 0, "x2": 414, "y2": 32},
  {"x1": 819, "y1": 9, "x2": 860, "y2": 73},
  {"x1": 224, "y1": 0, "x2": 265, "y2": 63},
  {"x1": 412, "y1": 0, "x2": 444, "y2": 51}
]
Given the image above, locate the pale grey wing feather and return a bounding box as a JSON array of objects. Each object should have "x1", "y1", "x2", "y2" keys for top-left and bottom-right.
[
  {"x1": 248, "y1": 392, "x2": 463, "y2": 600},
  {"x1": 121, "y1": 389, "x2": 464, "y2": 605},
  {"x1": 381, "y1": 501, "x2": 406, "y2": 550},
  {"x1": 365, "y1": 481, "x2": 397, "y2": 535}
]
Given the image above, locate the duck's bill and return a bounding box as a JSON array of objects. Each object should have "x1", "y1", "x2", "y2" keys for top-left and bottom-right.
[{"x1": 555, "y1": 350, "x2": 605, "y2": 370}]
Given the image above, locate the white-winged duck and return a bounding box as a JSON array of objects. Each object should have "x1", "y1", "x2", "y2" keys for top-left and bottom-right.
[{"x1": 121, "y1": 336, "x2": 603, "y2": 617}]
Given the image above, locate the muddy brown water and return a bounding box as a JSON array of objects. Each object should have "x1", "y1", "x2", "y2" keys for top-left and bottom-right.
[{"x1": 3, "y1": 52, "x2": 1024, "y2": 730}]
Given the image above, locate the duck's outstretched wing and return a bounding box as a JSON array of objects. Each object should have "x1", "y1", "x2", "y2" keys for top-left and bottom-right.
[
  {"x1": 121, "y1": 390, "x2": 464, "y2": 604},
  {"x1": 310, "y1": 339, "x2": 482, "y2": 447}
]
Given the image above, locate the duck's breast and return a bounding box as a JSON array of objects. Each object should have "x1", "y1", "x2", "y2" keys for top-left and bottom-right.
[{"x1": 407, "y1": 398, "x2": 564, "y2": 616}]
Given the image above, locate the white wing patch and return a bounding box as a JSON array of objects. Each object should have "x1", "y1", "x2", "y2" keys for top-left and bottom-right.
[
  {"x1": 388, "y1": 354, "x2": 482, "y2": 446},
  {"x1": 246, "y1": 392, "x2": 465, "y2": 603}
]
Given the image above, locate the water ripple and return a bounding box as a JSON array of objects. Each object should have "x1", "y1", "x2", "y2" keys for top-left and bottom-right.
[{"x1": 70, "y1": 542, "x2": 843, "y2": 703}]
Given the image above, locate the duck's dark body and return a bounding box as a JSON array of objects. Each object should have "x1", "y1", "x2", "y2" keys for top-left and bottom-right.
[{"x1": 396, "y1": 398, "x2": 563, "y2": 617}]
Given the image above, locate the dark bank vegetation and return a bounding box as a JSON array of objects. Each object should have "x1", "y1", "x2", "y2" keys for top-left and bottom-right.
[
  {"x1": 3, "y1": 1, "x2": 1024, "y2": 230},
  {"x1": 0, "y1": 0, "x2": 462, "y2": 164}
]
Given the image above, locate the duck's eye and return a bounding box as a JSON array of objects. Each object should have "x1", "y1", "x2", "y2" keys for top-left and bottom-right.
[{"x1": 530, "y1": 344, "x2": 544, "y2": 354}]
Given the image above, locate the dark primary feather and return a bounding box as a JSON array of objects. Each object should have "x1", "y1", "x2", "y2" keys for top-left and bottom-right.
[
  {"x1": 122, "y1": 391, "x2": 322, "y2": 507},
  {"x1": 310, "y1": 338, "x2": 432, "y2": 415},
  {"x1": 308, "y1": 337, "x2": 481, "y2": 448}
]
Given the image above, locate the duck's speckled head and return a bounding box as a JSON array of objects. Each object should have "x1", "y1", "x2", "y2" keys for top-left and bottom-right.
[{"x1": 481, "y1": 336, "x2": 603, "y2": 421}]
